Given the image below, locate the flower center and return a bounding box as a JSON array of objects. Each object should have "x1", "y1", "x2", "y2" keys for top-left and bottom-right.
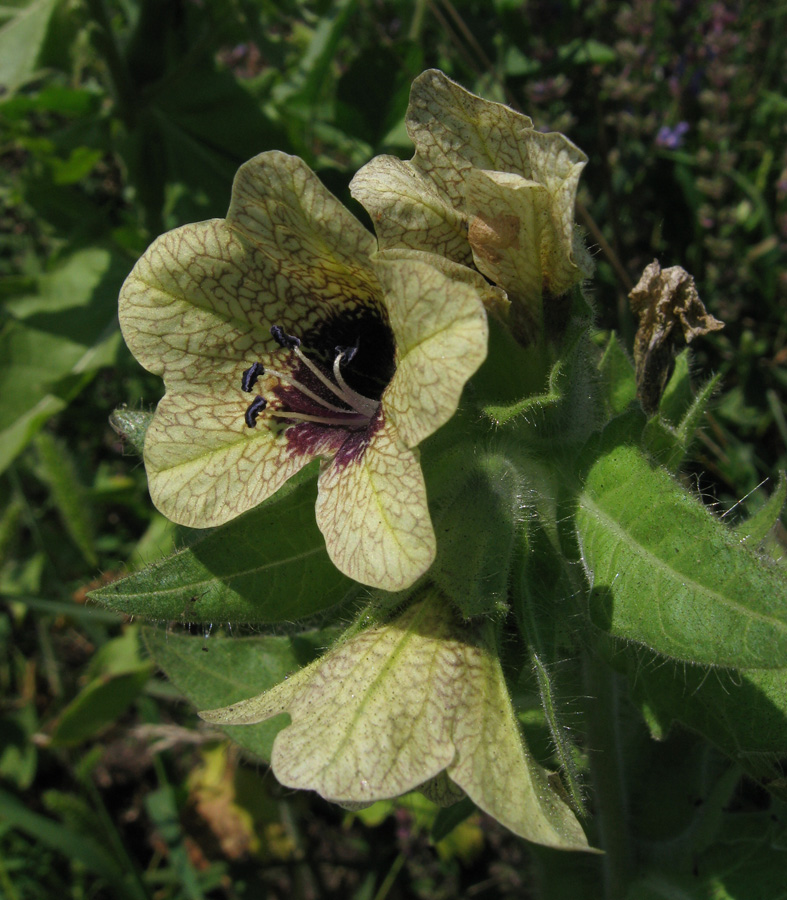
[{"x1": 241, "y1": 325, "x2": 382, "y2": 432}]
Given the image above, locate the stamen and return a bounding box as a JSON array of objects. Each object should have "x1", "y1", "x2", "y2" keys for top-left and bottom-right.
[
  {"x1": 264, "y1": 365, "x2": 353, "y2": 414},
  {"x1": 241, "y1": 326, "x2": 383, "y2": 432},
  {"x1": 244, "y1": 395, "x2": 267, "y2": 428},
  {"x1": 270, "y1": 325, "x2": 301, "y2": 350},
  {"x1": 332, "y1": 352, "x2": 379, "y2": 419},
  {"x1": 289, "y1": 345, "x2": 378, "y2": 418},
  {"x1": 335, "y1": 344, "x2": 358, "y2": 364},
  {"x1": 241, "y1": 362, "x2": 264, "y2": 392}
]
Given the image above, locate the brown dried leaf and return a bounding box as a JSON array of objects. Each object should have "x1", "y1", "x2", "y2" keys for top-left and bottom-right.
[
  {"x1": 187, "y1": 744, "x2": 259, "y2": 859},
  {"x1": 629, "y1": 260, "x2": 724, "y2": 414}
]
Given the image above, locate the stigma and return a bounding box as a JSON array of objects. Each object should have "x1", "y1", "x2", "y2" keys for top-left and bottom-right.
[{"x1": 241, "y1": 325, "x2": 381, "y2": 431}]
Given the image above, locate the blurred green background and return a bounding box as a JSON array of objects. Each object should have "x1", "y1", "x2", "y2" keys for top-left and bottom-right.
[{"x1": 1, "y1": 1, "x2": 785, "y2": 897}]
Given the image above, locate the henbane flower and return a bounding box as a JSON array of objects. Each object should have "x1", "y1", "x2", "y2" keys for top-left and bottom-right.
[
  {"x1": 200, "y1": 588, "x2": 591, "y2": 851},
  {"x1": 350, "y1": 69, "x2": 593, "y2": 345},
  {"x1": 118, "y1": 151, "x2": 490, "y2": 591}
]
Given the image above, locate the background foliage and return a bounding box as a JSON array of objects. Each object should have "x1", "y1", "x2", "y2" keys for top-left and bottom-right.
[{"x1": 1, "y1": 0, "x2": 785, "y2": 897}]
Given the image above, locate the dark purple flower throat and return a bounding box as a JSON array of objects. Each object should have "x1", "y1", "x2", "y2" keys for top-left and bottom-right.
[{"x1": 241, "y1": 308, "x2": 396, "y2": 462}]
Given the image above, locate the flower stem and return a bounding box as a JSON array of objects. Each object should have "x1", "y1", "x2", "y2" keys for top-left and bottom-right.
[
  {"x1": 514, "y1": 516, "x2": 585, "y2": 813},
  {"x1": 581, "y1": 646, "x2": 632, "y2": 900},
  {"x1": 85, "y1": 0, "x2": 137, "y2": 128},
  {"x1": 529, "y1": 645, "x2": 585, "y2": 814},
  {"x1": 373, "y1": 852, "x2": 406, "y2": 900},
  {"x1": 407, "y1": 0, "x2": 429, "y2": 41}
]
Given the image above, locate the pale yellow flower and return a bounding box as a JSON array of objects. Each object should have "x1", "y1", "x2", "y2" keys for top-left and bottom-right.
[
  {"x1": 200, "y1": 589, "x2": 591, "y2": 851},
  {"x1": 351, "y1": 70, "x2": 592, "y2": 344},
  {"x1": 119, "y1": 151, "x2": 490, "y2": 590}
]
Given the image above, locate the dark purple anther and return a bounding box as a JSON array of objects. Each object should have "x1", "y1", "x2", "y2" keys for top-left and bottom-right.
[
  {"x1": 270, "y1": 325, "x2": 301, "y2": 350},
  {"x1": 241, "y1": 362, "x2": 265, "y2": 392},
  {"x1": 244, "y1": 395, "x2": 267, "y2": 428},
  {"x1": 335, "y1": 344, "x2": 358, "y2": 365}
]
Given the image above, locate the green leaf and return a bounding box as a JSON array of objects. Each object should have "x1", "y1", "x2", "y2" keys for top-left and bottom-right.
[
  {"x1": 0, "y1": 787, "x2": 146, "y2": 900},
  {"x1": 472, "y1": 316, "x2": 550, "y2": 425},
  {"x1": 597, "y1": 331, "x2": 636, "y2": 418},
  {"x1": 0, "y1": 84, "x2": 101, "y2": 119},
  {"x1": 42, "y1": 790, "x2": 104, "y2": 843},
  {"x1": 126, "y1": 512, "x2": 177, "y2": 569},
  {"x1": 0, "y1": 248, "x2": 125, "y2": 474},
  {"x1": 644, "y1": 371, "x2": 721, "y2": 471},
  {"x1": 658, "y1": 349, "x2": 693, "y2": 425},
  {"x1": 7, "y1": 594, "x2": 122, "y2": 623},
  {"x1": 431, "y1": 796, "x2": 477, "y2": 843},
  {"x1": 623, "y1": 647, "x2": 787, "y2": 796},
  {"x1": 86, "y1": 625, "x2": 147, "y2": 679},
  {"x1": 481, "y1": 320, "x2": 600, "y2": 450},
  {"x1": 0, "y1": 0, "x2": 58, "y2": 93},
  {"x1": 34, "y1": 431, "x2": 97, "y2": 567},
  {"x1": 515, "y1": 526, "x2": 585, "y2": 815},
  {"x1": 0, "y1": 550, "x2": 45, "y2": 596},
  {"x1": 48, "y1": 668, "x2": 152, "y2": 747},
  {"x1": 335, "y1": 44, "x2": 418, "y2": 147},
  {"x1": 626, "y1": 866, "x2": 750, "y2": 900},
  {"x1": 0, "y1": 705, "x2": 37, "y2": 790},
  {"x1": 142, "y1": 626, "x2": 337, "y2": 762},
  {"x1": 734, "y1": 472, "x2": 787, "y2": 545},
  {"x1": 577, "y1": 441, "x2": 787, "y2": 667},
  {"x1": 475, "y1": 316, "x2": 555, "y2": 425},
  {"x1": 431, "y1": 449, "x2": 523, "y2": 617},
  {"x1": 121, "y1": 58, "x2": 288, "y2": 229},
  {"x1": 90, "y1": 467, "x2": 357, "y2": 624},
  {"x1": 0, "y1": 495, "x2": 23, "y2": 562},
  {"x1": 700, "y1": 817, "x2": 787, "y2": 899},
  {"x1": 145, "y1": 785, "x2": 207, "y2": 900},
  {"x1": 557, "y1": 38, "x2": 617, "y2": 66},
  {"x1": 502, "y1": 46, "x2": 541, "y2": 78},
  {"x1": 49, "y1": 146, "x2": 103, "y2": 186},
  {"x1": 48, "y1": 628, "x2": 152, "y2": 747},
  {"x1": 271, "y1": 0, "x2": 360, "y2": 110}
]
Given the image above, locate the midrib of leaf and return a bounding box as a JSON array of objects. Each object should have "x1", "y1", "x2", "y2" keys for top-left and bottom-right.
[
  {"x1": 579, "y1": 492, "x2": 787, "y2": 634},
  {"x1": 148, "y1": 635, "x2": 278, "y2": 693},
  {"x1": 108, "y1": 543, "x2": 326, "y2": 603}
]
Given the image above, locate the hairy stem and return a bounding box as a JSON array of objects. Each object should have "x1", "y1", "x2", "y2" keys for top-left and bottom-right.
[
  {"x1": 514, "y1": 509, "x2": 585, "y2": 813},
  {"x1": 529, "y1": 645, "x2": 585, "y2": 814},
  {"x1": 582, "y1": 646, "x2": 631, "y2": 900}
]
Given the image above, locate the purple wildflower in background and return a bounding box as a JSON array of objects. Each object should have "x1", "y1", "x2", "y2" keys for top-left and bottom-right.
[{"x1": 655, "y1": 121, "x2": 690, "y2": 149}]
